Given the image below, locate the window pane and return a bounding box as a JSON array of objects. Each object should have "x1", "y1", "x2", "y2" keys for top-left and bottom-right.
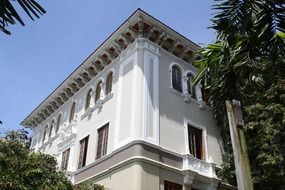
[
  {"x1": 49, "y1": 121, "x2": 54, "y2": 138},
  {"x1": 85, "y1": 89, "x2": 92, "y2": 109},
  {"x1": 105, "y1": 73, "x2": 113, "y2": 95},
  {"x1": 69, "y1": 102, "x2": 76, "y2": 122},
  {"x1": 96, "y1": 123, "x2": 109, "y2": 159},
  {"x1": 42, "y1": 126, "x2": 47, "y2": 142},
  {"x1": 78, "y1": 136, "x2": 89, "y2": 168},
  {"x1": 61, "y1": 148, "x2": 70, "y2": 170},
  {"x1": 56, "y1": 114, "x2": 61, "y2": 133},
  {"x1": 188, "y1": 125, "x2": 204, "y2": 160},
  {"x1": 172, "y1": 66, "x2": 182, "y2": 92},
  {"x1": 187, "y1": 73, "x2": 196, "y2": 99},
  {"x1": 95, "y1": 82, "x2": 102, "y2": 102}
]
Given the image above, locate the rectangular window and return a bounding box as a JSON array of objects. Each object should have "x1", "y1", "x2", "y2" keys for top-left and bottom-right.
[
  {"x1": 96, "y1": 123, "x2": 109, "y2": 159},
  {"x1": 61, "y1": 148, "x2": 70, "y2": 170},
  {"x1": 164, "y1": 180, "x2": 182, "y2": 190},
  {"x1": 188, "y1": 125, "x2": 205, "y2": 160},
  {"x1": 78, "y1": 136, "x2": 89, "y2": 168}
]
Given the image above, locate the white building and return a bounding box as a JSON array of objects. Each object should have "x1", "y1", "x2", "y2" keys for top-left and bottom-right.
[{"x1": 22, "y1": 9, "x2": 235, "y2": 190}]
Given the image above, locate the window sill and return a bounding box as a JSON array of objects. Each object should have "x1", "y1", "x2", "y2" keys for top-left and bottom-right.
[
  {"x1": 81, "y1": 93, "x2": 114, "y2": 120},
  {"x1": 169, "y1": 88, "x2": 207, "y2": 109},
  {"x1": 169, "y1": 88, "x2": 184, "y2": 97},
  {"x1": 81, "y1": 107, "x2": 93, "y2": 120},
  {"x1": 38, "y1": 133, "x2": 60, "y2": 150},
  {"x1": 95, "y1": 155, "x2": 106, "y2": 161}
]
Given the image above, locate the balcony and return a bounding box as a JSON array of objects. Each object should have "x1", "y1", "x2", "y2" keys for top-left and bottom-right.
[{"x1": 183, "y1": 154, "x2": 217, "y2": 178}]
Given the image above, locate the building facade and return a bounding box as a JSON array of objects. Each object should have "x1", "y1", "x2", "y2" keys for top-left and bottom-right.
[{"x1": 22, "y1": 9, "x2": 234, "y2": 190}]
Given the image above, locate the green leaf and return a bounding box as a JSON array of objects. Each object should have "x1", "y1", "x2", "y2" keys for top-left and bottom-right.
[{"x1": 276, "y1": 31, "x2": 285, "y2": 39}]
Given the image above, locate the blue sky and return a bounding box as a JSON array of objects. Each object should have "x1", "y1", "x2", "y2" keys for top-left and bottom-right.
[{"x1": 0, "y1": 0, "x2": 216, "y2": 134}]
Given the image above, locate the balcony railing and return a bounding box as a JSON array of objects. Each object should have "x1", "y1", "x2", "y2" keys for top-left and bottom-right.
[{"x1": 183, "y1": 154, "x2": 217, "y2": 178}]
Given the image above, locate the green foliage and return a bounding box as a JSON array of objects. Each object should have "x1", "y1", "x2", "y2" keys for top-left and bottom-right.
[
  {"x1": 73, "y1": 181, "x2": 106, "y2": 190},
  {"x1": 0, "y1": 0, "x2": 46, "y2": 35},
  {"x1": 4, "y1": 129, "x2": 31, "y2": 146},
  {"x1": 194, "y1": 0, "x2": 285, "y2": 189},
  {"x1": 243, "y1": 78, "x2": 285, "y2": 189},
  {"x1": 0, "y1": 129, "x2": 106, "y2": 190},
  {"x1": 0, "y1": 130, "x2": 73, "y2": 190}
]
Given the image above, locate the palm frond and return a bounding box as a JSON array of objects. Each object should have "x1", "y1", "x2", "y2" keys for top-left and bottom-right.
[{"x1": 0, "y1": 0, "x2": 46, "y2": 35}]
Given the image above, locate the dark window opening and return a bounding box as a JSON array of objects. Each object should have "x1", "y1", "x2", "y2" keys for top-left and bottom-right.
[
  {"x1": 105, "y1": 72, "x2": 113, "y2": 95},
  {"x1": 186, "y1": 73, "x2": 196, "y2": 99},
  {"x1": 85, "y1": 89, "x2": 92, "y2": 109},
  {"x1": 55, "y1": 114, "x2": 61, "y2": 133},
  {"x1": 164, "y1": 180, "x2": 182, "y2": 190},
  {"x1": 172, "y1": 65, "x2": 182, "y2": 92},
  {"x1": 95, "y1": 81, "x2": 102, "y2": 103},
  {"x1": 69, "y1": 102, "x2": 76, "y2": 122}
]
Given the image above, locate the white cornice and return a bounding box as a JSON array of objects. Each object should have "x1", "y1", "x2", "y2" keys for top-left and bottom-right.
[{"x1": 21, "y1": 8, "x2": 200, "y2": 128}]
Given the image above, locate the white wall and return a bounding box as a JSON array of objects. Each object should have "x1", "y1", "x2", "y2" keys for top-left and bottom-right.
[
  {"x1": 158, "y1": 47, "x2": 224, "y2": 166},
  {"x1": 30, "y1": 38, "x2": 224, "y2": 172}
]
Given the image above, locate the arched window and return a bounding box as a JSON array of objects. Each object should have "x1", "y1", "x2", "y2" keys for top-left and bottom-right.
[
  {"x1": 105, "y1": 72, "x2": 113, "y2": 95},
  {"x1": 55, "y1": 114, "x2": 61, "y2": 133},
  {"x1": 49, "y1": 120, "x2": 55, "y2": 138},
  {"x1": 186, "y1": 73, "x2": 196, "y2": 99},
  {"x1": 85, "y1": 89, "x2": 92, "y2": 109},
  {"x1": 42, "y1": 125, "x2": 47, "y2": 143},
  {"x1": 95, "y1": 81, "x2": 102, "y2": 103},
  {"x1": 69, "y1": 102, "x2": 76, "y2": 122},
  {"x1": 172, "y1": 65, "x2": 182, "y2": 92}
]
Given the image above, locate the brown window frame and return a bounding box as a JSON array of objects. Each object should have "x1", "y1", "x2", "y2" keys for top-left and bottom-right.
[
  {"x1": 164, "y1": 180, "x2": 182, "y2": 190},
  {"x1": 105, "y1": 72, "x2": 113, "y2": 95},
  {"x1": 188, "y1": 125, "x2": 205, "y2": 160},
  {"x1": 172, "y1": 65, "x2": 182, "y2": 92},
  {"x1": 78, "y1": 136, "x2": 89, "y2": 169},
  {"x1": 96, "y1": 123, "x2": 109, "y2": 159},
  {"x1": 61, "y1": 148, "x2": 70, "y2": 170}
]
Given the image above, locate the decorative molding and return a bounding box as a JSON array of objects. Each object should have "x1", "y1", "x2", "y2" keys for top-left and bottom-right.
[
  {"x1": 114, "y1": 52, "x2": 137, "y2": 149},
  {"x1": 143, "y1": 49, "x2": 160, "y2": 145},
  {"x1": 57, "y1": 133, "x2": 77, "y2": 152},
  {"x1": 60, "y1": 119, "x2": 77, "y2": 142}
]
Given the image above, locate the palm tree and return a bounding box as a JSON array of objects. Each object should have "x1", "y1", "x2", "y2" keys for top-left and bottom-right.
[
  {"x1": 195, "y1": 0, "x2": 285, "y2": 85},
  {"x1": 0, "y1": 0, "x2": 45, "y2": 35},
  {"x1": 194, "y1": 0, "x2": 285, "y2": 189}
]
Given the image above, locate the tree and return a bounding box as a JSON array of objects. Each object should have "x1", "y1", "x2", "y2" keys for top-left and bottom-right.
[
  {"x1": 0, "y1": 129, "x2": 107, "y2": 190},
  {"x1": 4, "y1": 128, "x2": 31, "y2": 146},
  {"x1": 0, "y1": 0, "x2": 46, "y2": 35},
  {"x1": 244, "y1": 77, "x2": 285, "y2": 189},
  {"x1": 194, "y1": 0, "x2": 285, "y2": 189},
  {"x1": 0, "y1": 129, "x2": 73, "y2": 190},
  {"x1": 73, "y1": 181, "x2": 106, "y2": 190}
]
